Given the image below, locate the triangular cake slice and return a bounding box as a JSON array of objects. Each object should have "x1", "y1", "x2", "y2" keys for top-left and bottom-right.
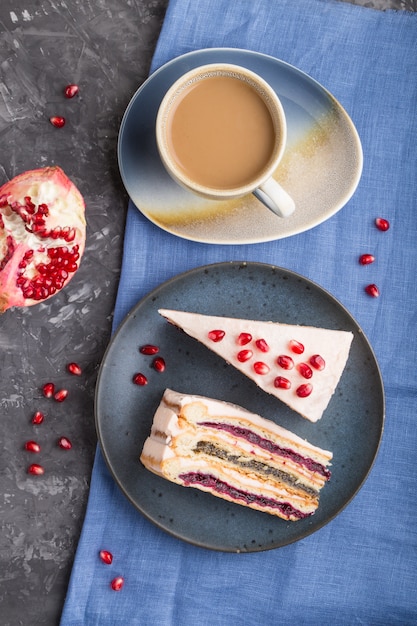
[
  {"x1": 140, "y1": 389, "x2": 333, "y2": 521},
  {"x1": 158, "y1": 309, "x2": 353, "y2": 422}
]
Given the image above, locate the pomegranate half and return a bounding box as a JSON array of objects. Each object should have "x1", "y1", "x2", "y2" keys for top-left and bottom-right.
[{"x1": 0, "y1": 166, "x2": 86, "y2": 313}]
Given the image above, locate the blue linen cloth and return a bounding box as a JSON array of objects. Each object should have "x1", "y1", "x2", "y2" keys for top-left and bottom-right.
[{"x1": 61, "y1": 1, "x2": 417, "y2": 624}]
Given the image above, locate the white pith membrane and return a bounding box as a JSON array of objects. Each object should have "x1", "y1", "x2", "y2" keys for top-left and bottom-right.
[
  {"x1": 0, "y1": 169, "x2": 86, "y2": 310},
  {"x1": 158, "y1": 309, "x2": 354, "y2": 423},
  {"x1": 140, "y1": 389, "x2": 333, "y2": 521}
]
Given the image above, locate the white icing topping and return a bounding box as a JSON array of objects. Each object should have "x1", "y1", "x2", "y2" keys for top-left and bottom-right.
[{"x1": 159, "y1": 309, "x2": 353, "y2": 422}]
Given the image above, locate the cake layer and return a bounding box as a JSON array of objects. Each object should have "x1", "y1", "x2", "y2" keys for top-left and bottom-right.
[
  {"x1": 140, "y1": 389, "x2": 333, "y2": 521},
  {"x1": 158, "y1": 309, "x2": 353, "y2": 422}
]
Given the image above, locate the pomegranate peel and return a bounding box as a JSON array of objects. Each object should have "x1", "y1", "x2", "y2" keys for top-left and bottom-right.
[{"x1": 0, "y1": 166, "x2": 86, "y2": 312}]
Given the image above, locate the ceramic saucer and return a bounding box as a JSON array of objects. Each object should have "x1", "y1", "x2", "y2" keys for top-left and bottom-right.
[{"x1": 118, "y1": 48, "x2": 363, "y2": 244}]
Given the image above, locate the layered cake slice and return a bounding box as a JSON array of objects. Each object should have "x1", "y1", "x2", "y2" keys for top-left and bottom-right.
[
  {"x1": 158, "y1": 309, "x2": 353, "y2": 423},
  {"x1": 140, "y1": 389, "x2": 332, "y2": 521}
]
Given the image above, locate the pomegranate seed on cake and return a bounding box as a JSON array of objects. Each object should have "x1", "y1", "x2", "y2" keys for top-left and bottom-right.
[
  {"x1": 140, "y1": 389, "x2": 332, "y2": 521},
  {"x1": 158, "y1": 309, "x2": 353, "y2": 423}
]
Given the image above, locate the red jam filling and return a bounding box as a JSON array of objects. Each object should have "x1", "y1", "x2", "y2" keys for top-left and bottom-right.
[
  {"x1": 179, "y1": 472, "x2": 311, "y2": 519},
  {"x1": 199, "y1": 422, "x2": 331, "y2": 479}
]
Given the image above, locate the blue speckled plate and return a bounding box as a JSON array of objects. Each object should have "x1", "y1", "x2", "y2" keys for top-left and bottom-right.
[
  {"x1": 118, "y1": 48, "x2": 362, "y2": 244},
  {"x1": 95, "y1": 262, "x2": 384, "y2": 552}
]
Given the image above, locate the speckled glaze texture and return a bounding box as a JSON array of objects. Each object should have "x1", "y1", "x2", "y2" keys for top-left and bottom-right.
[
  {"x1": 0, "y1": 0, "x2": 413, "y2": 624},
  {"x1": 119, "y1": 49, "x2": 363, "y2": 244},
  {"x1": 96, "y1": 262, "x2": 384, "y2": 551}
]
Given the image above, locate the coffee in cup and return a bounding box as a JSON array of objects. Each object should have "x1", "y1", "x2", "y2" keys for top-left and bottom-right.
[{"x1": 156, "y1": 63, "x2": 295, "y2": 218}]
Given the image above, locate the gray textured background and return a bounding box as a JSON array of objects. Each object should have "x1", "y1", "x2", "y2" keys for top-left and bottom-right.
[{"x1": 0, "y1": 0, "x2": 413, "y2": 624}]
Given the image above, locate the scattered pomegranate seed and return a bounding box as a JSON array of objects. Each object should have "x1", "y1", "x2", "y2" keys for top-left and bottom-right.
[
  {"x1": 67, "y1": 362, "x2": 82, "y2": 376},
  {"x1": 253, "y1": 361, "x2": 270, "y2": 375},
  {"x1": 132, "y1": 372, "x2": 148, "y2": 386},
  {"x1": 274, "y1": 376, "x2": 291, "y2": 390},
  {"x1": 255, "y1": 338, "x2": 269, "y2": 353},
  {"x1": 31, "y1": 411, "x2": 44, "y2": 425},
  {"x1": 24, "y1": 440, "x2": 41, "y2": 453},
  {"x1": 58, "y1": 436, "x2": 72, "y2": 450},
  {"x1": 110, "y1": 576, "x2": 124, "y2": 591},
  {"x1": 298, "y1": 363, "x2": 313, "y2": 379},
  {"x1": 277, "y1": 355, "x2": 294, "y2": 370},
  {"x1": 152, "y1": 356, "x2": 166, "y2": 372},
  {"x1": 375, "y1": 217, "x2": 390, "y2": 231},
  {"x1": 359, "y1": 254, "x2": 375, "y2": 265},
  {"x1": 237, "y1": 349, "x2": 253, "y2": 362},
  {"x1": 289, "y1": 339, "x2": 304, "y2": 354},
  {"x1": 64, "y1": 84, "x2": 79, "y2": 98},
  {"x1": 140, "y1": 344, "x2": 159, "y2": 355},
  {"x1": 99, "y1": 550, "x2": 113, "y2": 565},
  {"x1": 296, "y1": 383, "x2": 313, "y2": 398},
  {"x1": 49, "y1": 115, "x2": 66, "y2": 128},
  {"x1": 208, "y1": 329, "x2": 225, "y2": 342},
  {"x1": 365, "y1": 284, "x2": 380, "y2": 297},
  {"x1": 42, "y1": 382, "x2": 55, "y2": 398},
  {"x1": 310, "y1": 354, "x2": 326, "y2": 371},
  {"x1": 54, "y1": 388, "x2": 68, "y2": 402},
  {"x1": 237, "y1": 332, "x2": 252, "y2": 346},
  {"x1": 27, "y1": 463, "x2": 44, "y2": 476}
]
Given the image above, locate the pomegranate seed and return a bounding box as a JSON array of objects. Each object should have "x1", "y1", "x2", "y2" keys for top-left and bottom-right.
[
  {"x1": 67, "y1": 362, "x2": 82, "y2": 375},
  {"x1": 208, "y1": 329, "x2": 225, "y2": 342},
  {"x1": 375, "y1": 217, "x2": 390, "y2": 231},
  {"x1": 31, "y1": 411, "x2": 44, "y2": 425},
  {"x1": 49, "y1": 115, "x2": 66, "y2": 128},
  {"x1": 27, "y1": 463, "x2": 44, "y2": 476},
  {"x1": 42, "y1": 382, "x2": 55, "y2": 398},
  {"x1": 253, "y1": 361, "x2": 270, "y2": 375},
  {"x1": 255, "y1": 338, "x2": 269, "y2": 352},
  {"x1": 277, "y1": 355, "x2": 294, "y2": 370},
  {"x1": 24, "y1": 440, "x2": 41, "y2": 453},
  {"x1": 310, "y1": 354, "x2": 326, "y2": 371},
  {"x1": 58, "y1": 436, "x2": 72, "y2": 450},
  {"x1": 274, "y1": 376, "x2": 291, "y2": 390},
  {"x1": 237, "y1": 349, "x2": 253, "y2": 362},
  {"x1": 298, "y1": 363, "x2": 313, "y2": 379},
  {"x1": 64, "y1": 83, "x2": 79, "y2": 98},
  {"x1": 140, "y1": 344, "x2": 159, "y2": 355},
  {"x1": 365, "y1": 284, "x2": 380, "y2": 297},
  {"x1": 289, "y1": 340, "x2": 304, "y2": 354},
  {"x1": 152, "y1": 356, "x2": 166, "y2": 372},
  {"x1": 296, "y1": 383, "x2": 313, "y2": 398},
  {"x1": 110, "y1": 576, "x2": 124, "y2": 591},
  {"x1": 132, "y1": 372, "x2": 148, "y2": 386},
  {"x1": 54, "y1": 388, "x2": 68, "y2": 402},
  {"x1": 359, "y1": 254, "x2": 375, "y2": 265},
  {"x1": 237, "y1": 332, "x2": 252, "y2": 346},
  {"x1": 99, "y1": 550, "x2": 113, "y2": 565}
]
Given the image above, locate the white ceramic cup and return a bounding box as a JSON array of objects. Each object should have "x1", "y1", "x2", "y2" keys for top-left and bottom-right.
[{"x1": 156, "y1": 63, "x2": 295, "y2": 218}]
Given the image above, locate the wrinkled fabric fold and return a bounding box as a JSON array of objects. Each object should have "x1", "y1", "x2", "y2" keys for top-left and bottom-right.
[{"x1": 61, "y1": 1, "x2": 417, "y2": 624}]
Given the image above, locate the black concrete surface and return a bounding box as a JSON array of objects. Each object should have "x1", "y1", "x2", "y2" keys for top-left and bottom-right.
[{"x1": 0, "y1": 0, "x2": 412, "y2": 624}]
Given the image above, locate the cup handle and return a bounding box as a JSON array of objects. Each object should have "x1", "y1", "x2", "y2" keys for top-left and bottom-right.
[{"x1": 253, "y1": 177, "x2": 295, "y2": 218}]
